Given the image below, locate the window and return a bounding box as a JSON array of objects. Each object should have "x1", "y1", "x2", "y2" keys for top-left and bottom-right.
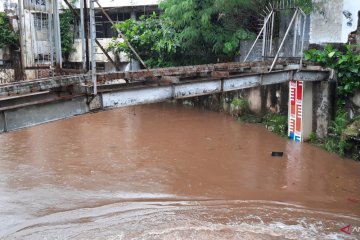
[{"x1": 33, "y1": 13, "x2": 48, "y2": 31}]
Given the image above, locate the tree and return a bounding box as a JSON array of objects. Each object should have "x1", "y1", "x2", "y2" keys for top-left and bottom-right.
[
  {"x1": 60, "y1": 9, "x2": 76, "y2": 61},
  {"x1": 0, "y1": 12, "x2": 18, "y2": 49},
  {"x1": 109, "y1": 13, "x2": 180, "y2": 68},
  {"x1": 109, "y1": 0, "x2": 314, "y2": 67},
  {"x1": 159, "y1": 0, "x2": 264, "y2": 64}
]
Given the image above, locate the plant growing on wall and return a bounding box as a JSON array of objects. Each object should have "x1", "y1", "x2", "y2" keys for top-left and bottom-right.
[
  {"x1": 305, "y1": 44, "x2": 360, "y2": 101},
  {"x1": 0, "y1": 12, "x2": 18, "y2": 49},
  {"x1": 295, "y1": 0, "x2": 314, "y2": 14},
  {"x1": 305, "y1": 44, "x2": 360, "y2": 158},
  {"x1": 60, "y1": 9, "x2": 76, "y2": 61}
]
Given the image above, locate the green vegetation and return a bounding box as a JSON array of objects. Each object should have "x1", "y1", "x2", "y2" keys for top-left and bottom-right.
[
  {"x1": 230, "y1": 97, "x2": 263, "y2": 123},
  {"x1": 60, "y1": 2, "x2": 77, "y2": 61},
  {"x1": 110, "y1": 0, "x2": 314, "y2": 67},
  {"x1": 295, "y1": 0, "x2": 314, "y2": 14},
  {"x1": 305, "y1": 44, "x2": 360, "y2": 160},
  {"x1": 0, "y1": 12, "x2": 18, "y2": 49},
  {"x1": 305, "y1": 44, "x2": 360, "y2": 101},
  {"x1": 108, "y1": 13, "x2": 180, "y2": 68},
  {"x1": 230, "y1": 97, "x2": 287, "y2": 132},
  {"x1": 159, "y1": 0, "x2": 260, "y2": 64},
  {"x1": 231, "y1": 97, "x2": 249, "y2": 112},
  {"x1": 324, "y1": 110, "x2": 350, "y2": 156},
  {"x1": 308, "y1": 132, "x2": 320, "y2": 144},
  {"x1": 263, "y1": 113, "x2": 288, "y2": 137}
]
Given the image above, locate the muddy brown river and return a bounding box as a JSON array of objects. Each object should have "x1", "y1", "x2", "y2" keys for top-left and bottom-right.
[{"x1": 0, "y1": 103, "x2": 359, "y2": 239}]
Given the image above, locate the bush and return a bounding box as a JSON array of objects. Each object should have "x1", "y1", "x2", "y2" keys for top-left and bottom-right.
[
  {"x1": 0, "y1": 12, "x2": 18, "y2": 49},
  {"x1": 263, "y1": 113, "x2": 288, "y2": 137}
]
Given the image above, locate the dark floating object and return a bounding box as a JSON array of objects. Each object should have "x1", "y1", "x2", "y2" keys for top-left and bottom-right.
[{"x1": 271, "y1": 152, "x2": 284, "y2": 157}]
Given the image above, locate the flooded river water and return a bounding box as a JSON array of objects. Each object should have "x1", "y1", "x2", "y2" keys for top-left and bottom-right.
[{"x1": 0, "y1": 103, "x2": 359, "y2": 239}]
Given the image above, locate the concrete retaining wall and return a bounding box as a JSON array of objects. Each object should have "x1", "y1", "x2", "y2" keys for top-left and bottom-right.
[{"x1": 1, "y1": 97, "x2": 89, "y2": 132}]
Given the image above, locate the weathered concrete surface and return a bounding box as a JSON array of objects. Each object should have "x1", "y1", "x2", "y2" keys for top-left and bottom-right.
[
  {"x1": 293, "y1": 71, "x2": 330, "y2": 81},
  {"x1": 310, "y1": 0, "x2": 360, "y2": 44},
  {"x1": 179, "y1": 83, "x2": 289, "y2": 117},
  {"x1": 247, "y1": 87, "x2": 264, "y2": 115},
  {"x1": 174, "y1": 81, "x2": 221, "y2": 99},
  {"x1": 223, "y1": 76, "x2": 259, "y2": 91},
  {"x1": 312, "y1": 81, "x2": 336, "y2": 139},
  {"x1": 4, "y1": 97, "x2": 89, "y2": 131},
  {"x1": 0, "y1": 69, "x2": 15, "y2": 84},
  {"x1": 102, "y1": 86, "x2": 173, "y2": 108},
  {"x1": 0, "y1": 112, "x2": 5, "y2": 133},
  {"x1": 0, "y1": 75, "x2": 86, "y2": 97}
]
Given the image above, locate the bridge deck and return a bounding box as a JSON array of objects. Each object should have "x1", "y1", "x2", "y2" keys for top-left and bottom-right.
[{"x1": 0, "y1": 61, "x2": 330, "y2": 132}]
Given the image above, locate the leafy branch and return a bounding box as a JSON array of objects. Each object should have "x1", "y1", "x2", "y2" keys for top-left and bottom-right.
[
  {"x1": 108, "y1": 13, "x2": 181, "y2": 68},
  {"x1": 0, "y1": 12, "x2": 19, "y2": 49}
]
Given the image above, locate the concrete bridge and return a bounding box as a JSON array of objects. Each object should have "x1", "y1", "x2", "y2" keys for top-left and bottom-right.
[{"x1": 0, "y1": 61, "x2": 333, "y2": 141}]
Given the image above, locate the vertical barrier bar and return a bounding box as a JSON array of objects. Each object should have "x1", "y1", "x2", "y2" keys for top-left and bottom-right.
[
  {"x1": 269, "y1": 8, "x2": 298, "y2": 72},
  {"x1": 89, "y1": 0, "x2": 97, "y2": 94},
  {"x1": 80, "y1": 0, "x2": 86, "y2": 72},
  {"x1": 244, "y1": 11, "x2": 273, "y2": 62},
  {"x1": 53, "y1": 0, "x2": 62, "y2": 71},
  {"x1": 262, "y1": 16, "x2": 267, "y2": 59}
]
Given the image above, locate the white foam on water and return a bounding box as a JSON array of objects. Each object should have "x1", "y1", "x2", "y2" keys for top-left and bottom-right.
[{"x1": 2, "y1": 200, "x2": 359, "y2": 240}]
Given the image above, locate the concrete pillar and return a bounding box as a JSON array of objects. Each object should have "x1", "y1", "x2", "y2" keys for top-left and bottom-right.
[
  {"x1": 313, "y1": 81, "x2": 335, "y2": 139},
  {"x1": 302, "y1": 81, "x2": 313, "y2": 140}
]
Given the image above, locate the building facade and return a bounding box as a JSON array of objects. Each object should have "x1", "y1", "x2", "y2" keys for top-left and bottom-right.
[{"x1": 64, "y1": 0, "x2": 161, "y2": 72}]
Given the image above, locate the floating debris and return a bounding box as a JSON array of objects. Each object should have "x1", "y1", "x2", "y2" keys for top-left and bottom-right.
[{"x1": 271, "y1": 152, "x2": 284, "y2": 157}]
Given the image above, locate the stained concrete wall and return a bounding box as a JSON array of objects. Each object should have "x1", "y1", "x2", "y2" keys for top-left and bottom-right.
[
  {"x1": 179, "y1": 83, "x2": 289, "y2": 117},
  {"x1": 0, "y1": 69, "x2": 15, "y2": 84},
  {"x1": 2, "y1": 97, "x2": 89, "y2": 131},
  {"x1": 312, "y1": 81, "x2": 336, "y2": 138}
]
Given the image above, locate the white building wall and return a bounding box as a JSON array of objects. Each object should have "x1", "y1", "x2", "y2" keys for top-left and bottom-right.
[
  {"x1": 1, "y1": 0, "x2": 18, "y2": 12},
  {"x1": 61, "y1": 0, "x2": 160, "y2": 8},
  {"x1": 65, "y1": 0, "x2": 160, "y2": 67},
  {"x1": 68, "y1": 38, "x2": 130, "y2": 63},
  {"x1": 310, "y1": 0, "x2": 360, "y2": 44}
]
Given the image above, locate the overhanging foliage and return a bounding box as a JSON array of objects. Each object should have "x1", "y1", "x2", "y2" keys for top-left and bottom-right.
[{"x1": 0, "y1": 12, "x2": 18, "y2": 49}]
